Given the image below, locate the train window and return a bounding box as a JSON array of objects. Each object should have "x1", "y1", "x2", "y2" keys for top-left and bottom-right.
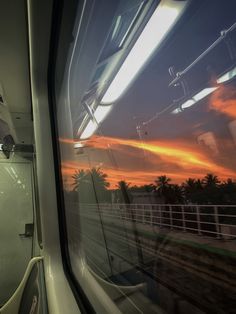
[
  {"x1": 98, "y1": 0, "x2": 146, "y2": 62},
  {"x1": 55, "y1": 0, "x2": 236, "y2": 313}
]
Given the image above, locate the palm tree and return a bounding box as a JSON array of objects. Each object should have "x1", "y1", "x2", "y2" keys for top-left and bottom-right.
[
  {"x1": 223, "y1": 178, "x2": 235, "y2": 190},
  {"x1": 202, "y1": 173, "x2": 220, "y2": 188},
  {"x1": 155, "y1": 175, "x2": 171, "y2": 188},
  {"x1": 72, "y1": 168, "x2": 110, "y2": 202},
  {"x1": 169, "y1": 184, "x2": 185, "y2": 203},
  {"x1": 219, "y1": 178, "x2": 236, "y2": 205},
  {"x1": 184, "y1": 178, "x2": 197, "y2": 192},
  {"x1": 183, "y1": 177, "x2": 201, "y2": 194},
  {"x1": 90, "y1": 167, "x2": 110, "y2": 190},
  {"x1": 129, "y1": 184, "x2": 155, "y2": 193},
  {"x1": 117, "y1": 180, "x2": 130, "y2": 191},
  {"x1": 142, "y1": 184, "x2": 156, "y2": 192},
  {"x1": 183, "y1": 177, "x2": 209, "y2": 204},
  {"x1": 72, "y1": 169, "x2": 89, "y2": 191},
  {"x1": 155, "y1": 175, "x2": 171, "y2": 202},
  {"x1": 72, "y1": 168, "x2": 94, "y2": 203},
  {"x1": 199, "y1": 174, "x2": 221, "y2": 205},
  {"x1": 117, "y1": 180, "x2": 131, "y2": 203},
  {"x1": 89, "y1": 167, "x2": 110, "y2": 202},
  {"x1": 195, "y1": 179, "x2": 203, "y2": 189}
]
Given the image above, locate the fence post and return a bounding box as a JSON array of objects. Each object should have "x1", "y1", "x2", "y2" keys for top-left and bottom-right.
[
  {"x1": 196, "y1": 206, "x2": 202, "y2": 235},
  {"x1": 214, "y1": 206, "x2": 220, "y2": 239},
  {"x1": 124, "y1": 205, "x2": 127, "y2": 220},
  {"x1": 150, "y1": 207, "x2": 153, "y2": 226},
  {"x1": 159, "y1": 205, "x2": 162, "y2": 228},
  {"x1": 181, "y1": 206, "x2": 186, "y2": 232},
  {"x1": 142, "y1": 205, "x2": 145, "y2": 224},
  {"x1": 169, "y1": 205, "x2": 173, "y2": 230},
  {"x1": 118, "y1": 207, "x2": 122, "y2": 221},
  {"x1": 134, "y1": 204, "x2": 137, "y2": 223}
]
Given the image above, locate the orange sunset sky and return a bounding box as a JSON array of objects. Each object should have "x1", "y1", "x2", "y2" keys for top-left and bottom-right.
[
  {"x1": 59, "y1": 85, "x2": 236, "y2": 190},
  {"x1": 60, "y1": 134, "x2": 236, "y2": 189}
]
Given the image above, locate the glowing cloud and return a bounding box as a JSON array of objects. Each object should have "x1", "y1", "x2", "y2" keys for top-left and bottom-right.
[
  {"x1": 85, "y1": 136, "x2": 234, "y2": 175},
  {"x1": 209, "y1": 86, "x2": 236, "y2": 119},
  {"x1": 60, "y1": 135, "x2": 236, "y2": 190},
  {"x1": 60, "y1": 132, "x2": 236, "y2": 189}
]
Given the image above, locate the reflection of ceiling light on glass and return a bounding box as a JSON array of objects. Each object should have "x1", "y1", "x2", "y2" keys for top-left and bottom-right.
[
  {"x1": 94, "y1": 105, "x2": 112, "y2": 123},
  {"x1": 172, "y1": 87, "x2": 218, "y2": 114},
  {"x1": 172, "y1": 107, "x2": 182, "y2": 114},
  {"x1": 217, "y1": 67, "x2": 236, "y2": 84},
  {"x1": 80, "y1": 120, "x2": 97, "y2": 140},
  {"x1": 111, "y1": 15, "x2": 121, "y2": 40},
  {"x1": 74, "y1": 142, "x2": 84, "y2": 148},
  {"x1": 181, "y1": 99, "x2": 195, "y2": 109},
  {"x1": 11, "y1": 166, "x2": 18, "y2": 178},
  {"x1": 101, "y1": 0, "x2": 187, "y2": 104},
  {"x1": 80, "y1": 105, "x2": 112, "y2": 139},
  {"x1": 192, "y1": 87, "x2": 218, "y2": 102}
]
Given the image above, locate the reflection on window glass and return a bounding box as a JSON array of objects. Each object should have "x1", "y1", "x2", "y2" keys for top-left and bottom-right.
[
  {"x1": 98, "y1": 0, "x2": 145, "y2": 62},
  {"x1": 57, "y1": 0, "x2": 236, "y2": 313}
]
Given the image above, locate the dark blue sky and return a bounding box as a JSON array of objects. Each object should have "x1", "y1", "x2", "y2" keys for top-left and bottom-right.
[
  {"x1": 87, "y1": 0, "x2": 236, "y2": 184},
  {"x1": 66, "y1": 0, "x2": 236, "y2": 187},
  {"x1": 101, "y1": 0, "x2": 236, "y2": 141}
]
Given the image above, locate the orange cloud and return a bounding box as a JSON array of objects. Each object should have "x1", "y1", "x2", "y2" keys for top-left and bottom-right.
[
  {"x1": 86, "y1": 136, "x2": 235, "y2": 175},
  {"x1": 209, "y1": 85, "x2": 236, "y2": 119},
  {"x1": 60, "y1": 135, "x2": 236, "y2": 190}
]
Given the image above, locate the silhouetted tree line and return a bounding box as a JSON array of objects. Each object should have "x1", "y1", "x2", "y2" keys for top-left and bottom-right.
[
  {"x1": 69, "y1": 168, "x2": 111, "y2": 203},
  {"x1": 67, "y1": 168, "x2": 236, "y2": 205},
  {"x1": 154, "y1": 174, "x2": 236, "y2": 205}
]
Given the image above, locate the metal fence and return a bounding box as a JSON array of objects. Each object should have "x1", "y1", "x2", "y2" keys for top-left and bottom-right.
[{"x1": 79, "y1": 203, "x2": 236, "y2": 239}]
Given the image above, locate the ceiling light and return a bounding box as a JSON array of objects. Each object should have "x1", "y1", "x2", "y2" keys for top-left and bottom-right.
[
  {"x1": 101, "y1": 0, "x2": 187, "y2": 104},
  {"x1": 80, "y1": 120, "x2": 97, "y2": 140},
  {"x1": 74, "y1": 142, "x2": 84, "y2": 148},
  {"x1": 171, "y1": 87, "x2": 218, "y2": 114},
  {"x1": 172, "y1": 108, "x2": 182, "y2": 114},
  {"x1": 94, "y1": 105, "x2": 112, "y2": 123},
  {"x1": 217, "y1": 67, "x2": 236, "y2": 84},
  {"x1": 181, "y1": 99, "x2": 195, "y2": 109},
  {"x1": 80, "y1": 105, "x2": 112, "y2": 139},
  {"x1": 192, "y1": 87, "x2": 218, "y2": 102}
]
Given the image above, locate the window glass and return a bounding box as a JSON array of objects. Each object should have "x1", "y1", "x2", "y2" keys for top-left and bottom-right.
[
  {"x1": 98, "y1": 0, "x2": 145, "y2": 62},
  {"x1": 56, "y1": 1, "x2": 236, "y2": 313}
]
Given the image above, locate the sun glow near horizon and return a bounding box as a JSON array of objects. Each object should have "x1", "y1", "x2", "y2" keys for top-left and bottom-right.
[{"x1": 60, "y1": 135, "x2": 236, "y2": 190}]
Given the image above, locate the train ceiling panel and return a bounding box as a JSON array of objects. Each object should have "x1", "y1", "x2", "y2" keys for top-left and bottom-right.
[{"x1": 0, "y1": 0, "x2": 32, "y2": 145}]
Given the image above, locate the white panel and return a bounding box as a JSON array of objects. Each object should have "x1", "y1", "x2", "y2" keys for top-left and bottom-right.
[{"x1": 0, "y1": 159, "x2": 33, "y2": 305}]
